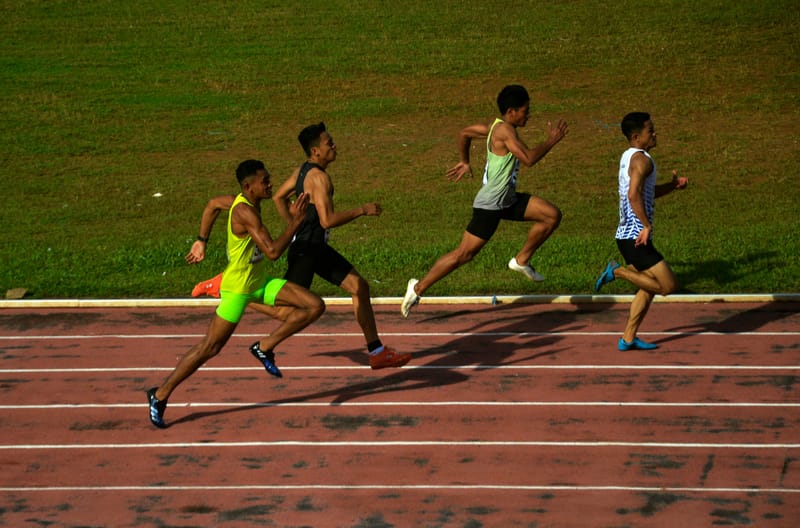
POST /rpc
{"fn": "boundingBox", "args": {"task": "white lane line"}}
[0,484,797,494]
[1,440,798,450]
[2,330,799,339]
[2,364,798,373]
[0,440,799,450]
[2,401,799,410]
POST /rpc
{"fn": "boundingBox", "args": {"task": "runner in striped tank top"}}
[594,112,688,351]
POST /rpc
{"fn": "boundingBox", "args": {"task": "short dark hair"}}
[236,159,266,184]
[621,112,651,140]
[298,122,327,157]
[497,85,530,115]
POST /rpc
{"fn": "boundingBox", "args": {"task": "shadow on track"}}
[169,301,607,426]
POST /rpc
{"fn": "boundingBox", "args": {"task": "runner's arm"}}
[185,194,236,264]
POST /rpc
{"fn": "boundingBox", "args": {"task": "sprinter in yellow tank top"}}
[146,160,324,428]
[402,85,569,317]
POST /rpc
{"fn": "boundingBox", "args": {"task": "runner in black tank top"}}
[188,123,411,370]
[292,161,329,246]
[277,123,411,370]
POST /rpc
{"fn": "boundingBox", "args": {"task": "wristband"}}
[197,235,209,243]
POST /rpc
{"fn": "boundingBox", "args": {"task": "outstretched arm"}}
[185,194,235,264]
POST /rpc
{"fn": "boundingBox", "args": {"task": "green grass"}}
[1,0,798,299]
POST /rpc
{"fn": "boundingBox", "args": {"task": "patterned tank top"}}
[615,148,656,240]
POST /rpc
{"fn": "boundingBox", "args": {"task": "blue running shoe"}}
[250,342,283,378]
[618,337,659,351]
[147,387,167,428]
[594,260,620,293]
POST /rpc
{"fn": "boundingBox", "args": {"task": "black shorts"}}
[616,238,665,272]
[466,193,531,241]
[284,242,353,288]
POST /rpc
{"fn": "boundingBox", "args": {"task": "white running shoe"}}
[401,279,420,318]
[508,258,545,282]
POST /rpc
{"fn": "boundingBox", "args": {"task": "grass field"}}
[1,1,798,299]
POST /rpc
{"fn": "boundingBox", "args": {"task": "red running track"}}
[0,300,798,527]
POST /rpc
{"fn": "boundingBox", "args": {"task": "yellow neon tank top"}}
[220,194,267,294]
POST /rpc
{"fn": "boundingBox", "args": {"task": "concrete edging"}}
[0,293,798,309]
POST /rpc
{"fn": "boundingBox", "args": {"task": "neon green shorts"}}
[215,277,287,324]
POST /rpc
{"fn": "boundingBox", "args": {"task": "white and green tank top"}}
[472,118,520,210]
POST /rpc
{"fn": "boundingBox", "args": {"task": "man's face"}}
[253,169,273,198]
[315,131,337,162]
[637,120,657,150]
[508,102,531,127]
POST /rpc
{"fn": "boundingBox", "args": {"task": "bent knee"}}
[661,285,678,296]
[454,249,479,265]
[197,341,224,361]
[545,207,563,229]
[310,297,326,319]
[658,280,678,296]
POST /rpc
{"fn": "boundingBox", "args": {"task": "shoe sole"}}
[370,354,412,369]
[401,279,420,318]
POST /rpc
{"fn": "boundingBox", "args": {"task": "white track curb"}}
[0,293,798,309]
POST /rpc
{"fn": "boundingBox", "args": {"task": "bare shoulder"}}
[306,166,332,187]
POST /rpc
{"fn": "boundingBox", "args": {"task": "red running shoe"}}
[369,346,412,369]
[191,273,222,298]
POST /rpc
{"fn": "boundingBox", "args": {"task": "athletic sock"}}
[367,340,384,356]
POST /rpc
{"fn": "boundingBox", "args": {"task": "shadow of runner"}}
[655,301,799,346]
[169,301,605,426]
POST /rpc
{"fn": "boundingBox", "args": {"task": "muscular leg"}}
[155,315,237,401]
[617,260,678,342]
[514,196,562,265]
[416,231,488,296]
[256,281,325,351]
[339,269,380,344]
[249,302,292,322]
[623,289,655,343]
[615,260,678,296]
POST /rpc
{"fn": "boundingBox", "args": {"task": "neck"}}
[309,157,329,169]
[242,191,261,206]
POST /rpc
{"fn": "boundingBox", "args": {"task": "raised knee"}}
[544,207,563,230]
[311,297,326,319]
[659,281,678,296]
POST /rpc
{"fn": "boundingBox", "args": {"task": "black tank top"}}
[294,161,331,245]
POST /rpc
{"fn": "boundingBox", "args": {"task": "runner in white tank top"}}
[593,113,688,351]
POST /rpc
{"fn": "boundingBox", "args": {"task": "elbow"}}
[264,249,282,261]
